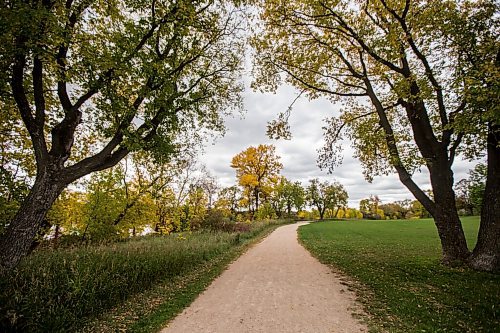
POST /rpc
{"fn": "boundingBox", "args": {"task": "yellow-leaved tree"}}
[231,144,283,216]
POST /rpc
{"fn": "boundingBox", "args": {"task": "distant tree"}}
[216,186,241,220]
[199,169,219,210]
[344,208,363,219]
[80,168,126,242]
[231,144,283,214]
[269,178,286,218]
[290,181,306,215]
[359,195,383,220]
[379,202,406,219]
[306,179,348,220]
[112,155,163,228]
[181,184,208,231]
[409,200,431,219]
[46,190,86,245]
[455,179,475,216]
[455,163,487,216]
[468,163,487,215]
[255,202,277,220]
[270,177,305,218]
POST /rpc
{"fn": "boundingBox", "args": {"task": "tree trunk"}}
[254,188,259,213]
[334,207,340,219]
[469,124,500,272]
[432,205,470,264]
[429,160,470,264]
[53,224,61,248]
[319,207,325,220]
[0,172,65,274]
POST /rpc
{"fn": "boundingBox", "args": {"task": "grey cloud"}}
[200,82,481,208]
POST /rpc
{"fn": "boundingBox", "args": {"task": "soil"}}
[161,222,368,333]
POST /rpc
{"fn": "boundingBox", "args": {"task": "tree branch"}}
[32,57,46,126]
[448,133,463,168]
[379,0,448,130]
[318,2,405,75]
[11,38,48,165]
[359,54,436,215]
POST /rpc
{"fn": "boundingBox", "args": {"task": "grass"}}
[298,217,499,333]
[0,220,290,332]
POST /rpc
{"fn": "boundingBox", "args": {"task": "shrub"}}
[255,202,277,220]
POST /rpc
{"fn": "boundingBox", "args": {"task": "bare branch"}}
[273,60,366,97]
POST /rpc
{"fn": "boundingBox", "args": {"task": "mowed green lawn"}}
[299,217,499,333]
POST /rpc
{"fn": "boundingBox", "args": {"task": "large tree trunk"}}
[469,124,500,272]
[432,204,470,264]
[428,158,470,264]
[394,155,470,264]
[0,171,65,274]
[364,75,469,264]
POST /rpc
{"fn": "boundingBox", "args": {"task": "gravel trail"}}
[161,222,367,333]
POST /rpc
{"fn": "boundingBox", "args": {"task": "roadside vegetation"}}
[299,217,499,333]
[0,219,289,332]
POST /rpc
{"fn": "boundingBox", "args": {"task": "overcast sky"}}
[200,78,478,208]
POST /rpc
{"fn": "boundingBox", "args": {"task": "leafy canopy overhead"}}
[0,0,245,184]
[253,0,499,181]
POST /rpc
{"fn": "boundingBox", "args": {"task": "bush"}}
[202,209,228,231]
[202,209,252,233]
[255,202,277,220]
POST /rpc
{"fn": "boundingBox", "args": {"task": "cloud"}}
[200,81,480,209]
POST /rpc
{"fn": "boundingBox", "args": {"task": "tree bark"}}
[334,207,340,219]
[427,156,470,264]
[0,171,65,274]
[469,124,500,272]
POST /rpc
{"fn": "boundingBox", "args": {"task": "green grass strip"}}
[298,217,499,333]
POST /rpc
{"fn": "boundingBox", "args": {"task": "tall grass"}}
[0,220,287,332]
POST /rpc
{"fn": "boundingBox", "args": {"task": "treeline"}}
[357,163,486,220]
[0,143,352,247]
[0,144,354,245]
[2,145,485,248]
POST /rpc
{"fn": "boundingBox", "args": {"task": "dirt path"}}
[161,222,367,333]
